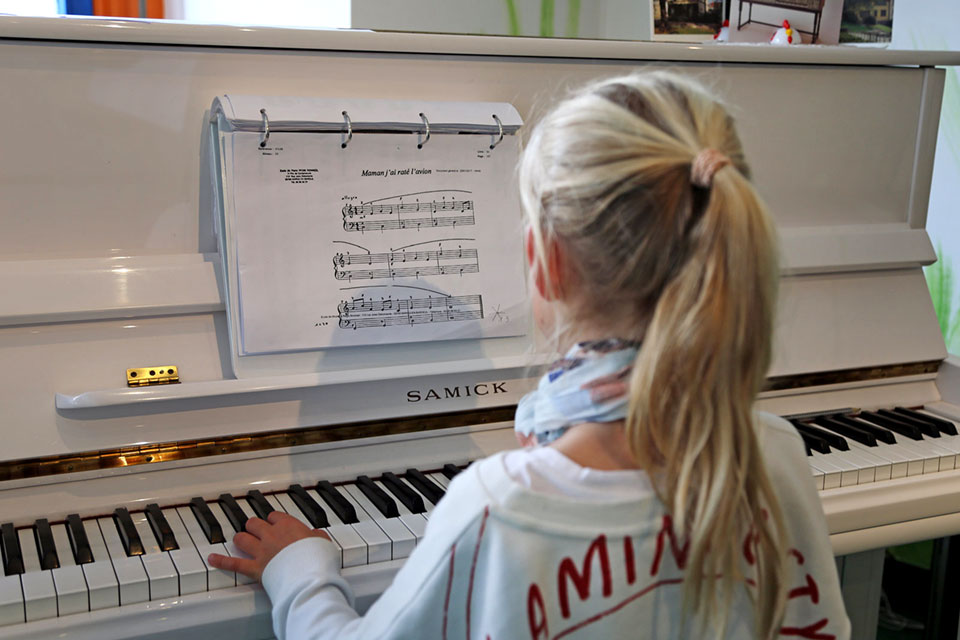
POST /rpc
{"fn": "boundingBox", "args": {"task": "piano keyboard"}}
[0,407,957,631]
[792,407,960,490]
[0,466,461,628]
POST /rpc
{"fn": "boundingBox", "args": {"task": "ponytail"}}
[626,163,788,638]
[520,71,789,638]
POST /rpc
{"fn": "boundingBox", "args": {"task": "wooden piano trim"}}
[1,359,942,482]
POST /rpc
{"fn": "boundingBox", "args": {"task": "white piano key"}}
[130,513,179,600]
[825,448,877,484]
[174,506,235,590]
[809,465,825,491]
[49,524,89,615]
[918,435,960,470]
[264,494,286,514]
[273,493,312,527]
[429,472,451,489]
[0,575,24,626]
[885,438,940,474]
[337,485,392,564]
[234,497,258,521]
[306,488,367,569]
[914,438,957,472]
[80,519,120,610]
[399,513,428,542]
[342,485,416,560]
[17,528,57,621]
[848,440,910,479]
[838,445,892,482]
[272,493,346,569]
[159,508,208,596]
[206,502,256,585]
[97,517,149,605]
[808,453,844,489]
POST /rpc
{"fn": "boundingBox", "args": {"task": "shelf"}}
[55,353,538,410]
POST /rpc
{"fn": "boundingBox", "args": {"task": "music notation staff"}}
[333,248,480,281]
[342,199,475,233]
[337,294,483,330]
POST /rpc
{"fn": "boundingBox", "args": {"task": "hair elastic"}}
[690,148,730,188]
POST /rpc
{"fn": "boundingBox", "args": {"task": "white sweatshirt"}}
[262,413,850,639]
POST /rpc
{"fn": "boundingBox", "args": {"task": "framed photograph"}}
[653,0,726,42]
[839,0,894,43]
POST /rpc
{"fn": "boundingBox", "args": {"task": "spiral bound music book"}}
[209,95,532,380]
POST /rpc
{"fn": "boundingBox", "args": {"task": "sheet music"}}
[229,131,527,354]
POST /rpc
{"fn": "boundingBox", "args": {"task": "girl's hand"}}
[207,511,330,582]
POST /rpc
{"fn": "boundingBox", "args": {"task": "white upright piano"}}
[0,15,959,640]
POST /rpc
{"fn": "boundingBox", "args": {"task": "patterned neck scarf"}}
[515,339,640,445]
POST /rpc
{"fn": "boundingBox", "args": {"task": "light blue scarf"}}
[515,339,640,445]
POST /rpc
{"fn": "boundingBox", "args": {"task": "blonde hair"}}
[519,71,788,638]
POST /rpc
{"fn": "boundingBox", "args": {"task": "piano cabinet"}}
[1,14,960,640]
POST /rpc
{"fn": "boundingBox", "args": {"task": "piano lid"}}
[0,24,953,464]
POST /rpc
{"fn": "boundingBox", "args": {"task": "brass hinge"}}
[127,366,179,387]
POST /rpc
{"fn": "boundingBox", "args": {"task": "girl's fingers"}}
[234,531,263,555]
[267,510,287,525]
[208,553,261,580]
[313,529,332,541]
[244,517,270,537]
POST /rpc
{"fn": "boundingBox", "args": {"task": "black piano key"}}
[833,414,898,445]
[877,409,939,438]
[33,519,59,570]
[189,497,225,544]
[794,428,831,455]
[246,490,275,521]
[858,412,923,441]
[289,484,329,529]
[790,420,832,452]
[830,414,897,445]
[803,442,812,456]
[113,507,144,557]
[316,481,358,525]
[218,494,248,533]
[356,475,399,518]
[797,423,849,452]
[442,463,462,480]
[65,514,94,565]
[381,472,426,513]
[1,522,24,575]
[145,504,179,551]
[812,417,878,447]
[405,468,445,505]
[894,407,958,436]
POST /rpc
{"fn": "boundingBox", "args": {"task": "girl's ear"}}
[526,226,566,301]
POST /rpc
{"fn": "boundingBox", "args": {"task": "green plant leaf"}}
[540,0,555,37]
[926,245,960,353]
[504,0,521,36]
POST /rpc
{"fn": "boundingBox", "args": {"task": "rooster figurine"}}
[713,19,730,42]
[770,19,801,45]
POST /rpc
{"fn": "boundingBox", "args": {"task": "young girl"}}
[209,71,850,640]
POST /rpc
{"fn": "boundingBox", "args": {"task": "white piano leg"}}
[838,548,884,640]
